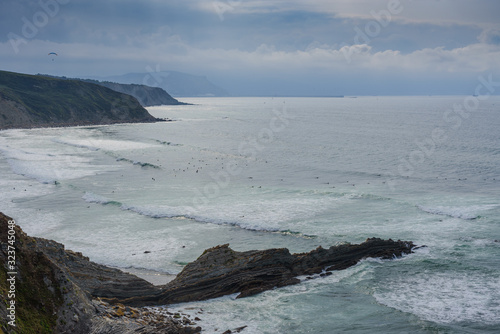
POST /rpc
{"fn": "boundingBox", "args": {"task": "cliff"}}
[100,71,229,97]
[0,212,417,332]
[0,213,200,334]
[0,70,160,130]
[79,79,189,107]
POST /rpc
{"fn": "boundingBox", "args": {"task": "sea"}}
[1,96,499,333]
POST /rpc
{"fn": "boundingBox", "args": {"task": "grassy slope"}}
[0,213,63,334]
[0,70,158,129]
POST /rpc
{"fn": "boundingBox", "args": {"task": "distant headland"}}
[0,70,182,130]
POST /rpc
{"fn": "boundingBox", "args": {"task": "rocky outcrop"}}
[0,213,199,334]
[100,241,416,306]
[0,70,161,130]
[151,239,416,305]
[1,211,416,332]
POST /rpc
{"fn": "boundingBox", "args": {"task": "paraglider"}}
[48,52,58,61]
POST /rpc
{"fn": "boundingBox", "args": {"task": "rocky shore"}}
[0,212,199,334]
[0,211,417,333]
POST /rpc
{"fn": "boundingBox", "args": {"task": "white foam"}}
[0,134,120,183]
[0,145,102,183]
[82,192,114,205]
[83,192,338,235]
[417,204,498,220]
[374,272,500,325]
[0,175,63,236]
[120,204,188,219]
[166,264,369,334]
[187,195,342,232]
[119,201,313,234]
[54,137,158,151]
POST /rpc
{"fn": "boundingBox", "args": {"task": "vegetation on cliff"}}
[0,70,160,130]
[38,74,190,107]
[79,79,189,107]
[0,213,200,334]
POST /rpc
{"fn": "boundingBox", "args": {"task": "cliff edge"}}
[0,213,200,334]
[0,70,160,130]
[80,79,189,107]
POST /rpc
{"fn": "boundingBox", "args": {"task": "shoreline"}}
[0,118,167,132]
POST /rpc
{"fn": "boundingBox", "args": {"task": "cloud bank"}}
[1,0,499,95]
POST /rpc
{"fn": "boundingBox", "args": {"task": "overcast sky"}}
[1,0,500,96]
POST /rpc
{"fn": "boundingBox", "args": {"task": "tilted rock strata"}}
[0,210,415,332]
[152,239,415,305]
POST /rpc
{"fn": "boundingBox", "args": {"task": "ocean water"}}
[1,96,499,333]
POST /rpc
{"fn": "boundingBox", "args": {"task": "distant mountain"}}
[0,70,160,130]
[97,71,229,97]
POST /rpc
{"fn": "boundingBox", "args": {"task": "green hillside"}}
[0,70,159,130]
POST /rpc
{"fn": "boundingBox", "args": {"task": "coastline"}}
[0,212,201,334]
[0,118,166,132]
[1,211,416,333]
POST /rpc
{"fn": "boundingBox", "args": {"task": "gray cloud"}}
[1,0,499,96]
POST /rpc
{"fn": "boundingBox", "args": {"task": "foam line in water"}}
[121,204,301,234]
[82,193,314,238]
[115,157,161,169]
[122,203,321,238]
[53,137,158,151]
[82,192,122,206]
[417,204,498,220]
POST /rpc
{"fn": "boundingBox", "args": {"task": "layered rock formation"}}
[0,211,416,332]
[152,239,415,305]
[0,213,199,334]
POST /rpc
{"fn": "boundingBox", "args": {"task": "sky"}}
[1,0,500,96]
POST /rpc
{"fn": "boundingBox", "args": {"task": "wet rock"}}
[148,238,415,305]
[1,210,416,333]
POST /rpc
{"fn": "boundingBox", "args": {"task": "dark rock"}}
[1,209,416,331]
[61,238,415,307]
[32,236,162,303]
[142,239,415,306]
[0,212,199,334]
